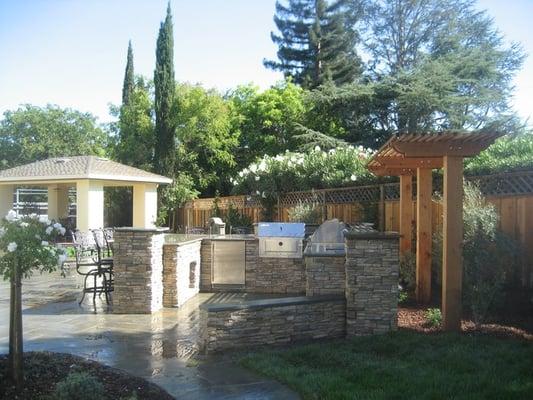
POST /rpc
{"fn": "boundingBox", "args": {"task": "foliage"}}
[362,0,525,133]
[154,3,176,177]
[240,331,533,400]
[424,308,443,328]
[53,372,104,400]
[157,173,199,224]
[228,82,306,168]
[174,83,239,195]
[398,290,409,304]
[122,41,135,106]
[224,203,253,232]
[0,105,108,169]
[433,182,519,325]
[287,201,322,224]
[265,0,363,88]
[399,251,416,291]
[112,77,155,171]
[104,187,132,228]
[232,145,376,199]
[0,211,66,281]
[465,132,533,175]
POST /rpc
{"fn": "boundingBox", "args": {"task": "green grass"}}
[239,331,533,400]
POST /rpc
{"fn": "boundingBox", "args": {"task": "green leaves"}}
[0,212,66,281]
[0,105,107,169]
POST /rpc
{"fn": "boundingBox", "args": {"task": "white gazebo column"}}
[47,184,70,221]
[0,185,14,218]
[133,183,158,228]
[76,180,104,231]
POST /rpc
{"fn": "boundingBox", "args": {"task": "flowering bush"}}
[0,210,66,280]
[231,145,377,199]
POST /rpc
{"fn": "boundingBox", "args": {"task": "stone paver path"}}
[0,269,298,400]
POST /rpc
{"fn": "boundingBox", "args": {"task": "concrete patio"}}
[0,269,298,400]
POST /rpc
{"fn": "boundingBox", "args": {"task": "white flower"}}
[350,174,357,181]
[58,253,67,264]
[258,161,267,172]
[262,191,266,198]
[7,242,17,252]
[255,176,260,181]
[59,227,66,235]
[256,190,261,195]
[5,210,17,222]
[53,222,62,230]
[20,222,29,228]
[41,240,49,246]
[45,226,53,235]
[249,164,257,173]
[38,215,50,225]
[314,145,321,152]
[238,171,244,178]
[0,227,5,238]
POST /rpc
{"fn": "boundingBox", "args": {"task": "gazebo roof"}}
[368,131,503,176]
[0,156,172,184]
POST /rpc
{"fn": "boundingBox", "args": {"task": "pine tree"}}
[122,41,135,105]
[265,0,362,88]
[154,2,176,176]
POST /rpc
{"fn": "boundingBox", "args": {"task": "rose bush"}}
[0,210,67,388]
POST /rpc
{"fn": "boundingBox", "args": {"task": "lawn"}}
[239,331,533,400]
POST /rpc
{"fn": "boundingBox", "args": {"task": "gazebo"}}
[0,156,172,231]
[367,131,503,331]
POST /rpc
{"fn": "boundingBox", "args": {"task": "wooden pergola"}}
[367,132,503,331]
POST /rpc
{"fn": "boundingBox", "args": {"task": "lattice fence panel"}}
[280,190,325,206]
[468,172,533,197]
[324,186,381,203]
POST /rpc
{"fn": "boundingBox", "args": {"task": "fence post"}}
[378,185,385,232]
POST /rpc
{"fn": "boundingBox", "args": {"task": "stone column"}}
[113,227,168,314]
[345,232,399,336]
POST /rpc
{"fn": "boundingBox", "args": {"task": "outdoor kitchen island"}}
[112,220,400,353]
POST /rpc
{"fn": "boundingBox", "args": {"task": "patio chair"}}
[72,230,113,307]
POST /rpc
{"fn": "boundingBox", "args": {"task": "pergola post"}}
[442,156,464,331]
[47,185,70,221]
[0,185,14,218]
[399,175,413,256]
[416,168,432,303]
[133,183,158,228]
[76,180,104,231]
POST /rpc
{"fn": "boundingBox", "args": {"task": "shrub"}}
[433,182,519,325]
[287,201,322,224]
[399,252,416,291]
[399,290,409,304]
[425,308,442,328]
[53,371,105,400]
[224,203,253,232]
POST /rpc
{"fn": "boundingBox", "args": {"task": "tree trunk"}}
[8,268,15,374]
[10,262,23,388]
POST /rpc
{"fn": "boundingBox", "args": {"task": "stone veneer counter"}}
[199,295,346,353]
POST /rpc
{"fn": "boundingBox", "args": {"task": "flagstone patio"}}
[0,269,298,400]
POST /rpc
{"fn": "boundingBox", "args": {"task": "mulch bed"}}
[0,352,174,400]
[398,305,533,341]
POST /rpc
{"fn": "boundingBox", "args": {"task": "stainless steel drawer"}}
[211,241,246,285]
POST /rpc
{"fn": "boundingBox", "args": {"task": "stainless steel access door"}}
[211,240,246,285]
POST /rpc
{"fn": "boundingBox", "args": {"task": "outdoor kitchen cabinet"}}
[211,240,246,286]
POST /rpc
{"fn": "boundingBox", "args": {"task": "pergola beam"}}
[373,156,443,169]
[442,156,464,331]
[399,175,413,258]
[416,168,432,304]
[392,141,494,158]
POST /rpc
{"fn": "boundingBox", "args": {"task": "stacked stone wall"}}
[305,256,346,296]
[163,240,202,307]
[345,233,399,336]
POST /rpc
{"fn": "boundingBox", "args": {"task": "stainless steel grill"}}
[304,219,352,256]
[257,222,305,258]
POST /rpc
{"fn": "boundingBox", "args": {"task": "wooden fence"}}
[177,171,533,286]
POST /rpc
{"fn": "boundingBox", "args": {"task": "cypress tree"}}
[154,2,176,176]
[122,40,135,105]
[265,0,362,88]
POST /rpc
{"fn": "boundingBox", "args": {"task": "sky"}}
[0,0,531,124]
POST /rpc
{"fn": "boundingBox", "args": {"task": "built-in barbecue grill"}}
[257,222,305,258]
[304,219,376,256]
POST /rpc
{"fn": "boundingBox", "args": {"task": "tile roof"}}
[0,156,172,184]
